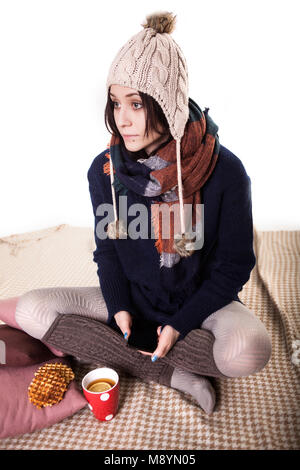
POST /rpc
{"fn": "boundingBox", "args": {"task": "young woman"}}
[15,12,272,415]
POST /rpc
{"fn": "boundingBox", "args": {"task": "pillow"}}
[0,296,66,357]
[0,327,87,439]
[0,324,54,367]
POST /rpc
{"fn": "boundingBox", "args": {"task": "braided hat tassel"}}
[107,152,128,239]
[173,138,196,257]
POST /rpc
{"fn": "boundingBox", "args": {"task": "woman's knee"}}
[214,327,272,378]
[15,289,59,339]
[202,302,272,377]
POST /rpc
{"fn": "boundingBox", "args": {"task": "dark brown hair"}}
[104,86,171,157]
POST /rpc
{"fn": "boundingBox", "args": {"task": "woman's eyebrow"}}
[110,93,140,98]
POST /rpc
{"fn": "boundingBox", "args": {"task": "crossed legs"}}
[15,287,272,414]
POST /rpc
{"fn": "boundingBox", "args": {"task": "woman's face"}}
[110,84,169,156]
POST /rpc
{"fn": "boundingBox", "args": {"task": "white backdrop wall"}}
[0,0,299,237]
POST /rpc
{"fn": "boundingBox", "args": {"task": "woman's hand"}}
[151,325,180,360]
[138,325,162,357]
[114,310,133,340]
[138,325,180,360]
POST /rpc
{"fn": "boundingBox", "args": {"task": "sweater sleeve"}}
[167,170,256,340]
[87,156,133,324]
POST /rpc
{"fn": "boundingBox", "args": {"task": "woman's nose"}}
[118,107,132,126]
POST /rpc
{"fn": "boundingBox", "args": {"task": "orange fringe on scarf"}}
[151,201,176,254]
[103,144,116,176]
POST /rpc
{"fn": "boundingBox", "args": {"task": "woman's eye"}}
[112,102,142,110]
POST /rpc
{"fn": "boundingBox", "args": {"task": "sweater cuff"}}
[166,317,200,340]
[100,276,133,324]
[159,323,185,342]
[166,288,234,340]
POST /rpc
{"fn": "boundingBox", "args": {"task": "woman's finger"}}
[114,311,132,339]
[137,350,152,356]
[151,325,179,361]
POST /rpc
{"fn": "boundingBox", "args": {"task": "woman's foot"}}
[170,367,216,415]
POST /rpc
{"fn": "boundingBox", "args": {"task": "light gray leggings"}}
[15,286,272,378]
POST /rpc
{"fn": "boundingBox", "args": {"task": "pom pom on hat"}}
[141,11,177,34]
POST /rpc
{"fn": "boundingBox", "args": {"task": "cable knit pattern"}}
[42,314,227,383]
[106,27,189,140]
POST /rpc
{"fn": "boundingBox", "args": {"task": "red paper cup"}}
[82,367,119,421]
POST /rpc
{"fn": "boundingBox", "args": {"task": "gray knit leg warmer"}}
[42,314,227,388]
[42,314,174,387]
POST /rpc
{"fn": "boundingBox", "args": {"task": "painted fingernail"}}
[151,355,158,362]
[124,332,128,340]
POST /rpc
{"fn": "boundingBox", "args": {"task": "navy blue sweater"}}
[87,144,256,340]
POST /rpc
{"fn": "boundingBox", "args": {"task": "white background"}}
[0,0,299,237]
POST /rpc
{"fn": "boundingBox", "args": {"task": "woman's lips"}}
[123,135,138,140]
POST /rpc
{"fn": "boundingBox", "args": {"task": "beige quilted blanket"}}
[0,224,299,450]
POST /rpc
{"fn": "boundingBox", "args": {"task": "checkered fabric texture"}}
[0,224,299,450]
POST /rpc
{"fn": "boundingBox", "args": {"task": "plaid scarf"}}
[104,98,220,267]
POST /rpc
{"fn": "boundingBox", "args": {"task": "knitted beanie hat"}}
[106,11,194,257]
